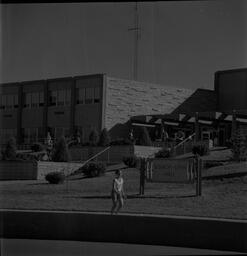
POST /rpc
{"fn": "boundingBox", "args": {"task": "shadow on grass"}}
[63,193,196,200]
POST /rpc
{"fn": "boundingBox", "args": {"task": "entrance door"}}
[218,129,225,146]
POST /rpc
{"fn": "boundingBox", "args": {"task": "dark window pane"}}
[57,90,65,106]
[94,87,100,103]
[85,88,93,104]
[65,89,71,105]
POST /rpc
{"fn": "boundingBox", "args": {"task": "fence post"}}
[139,158,146,195]
[196,156,202,196]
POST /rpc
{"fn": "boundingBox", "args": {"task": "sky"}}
[1,1,247,89]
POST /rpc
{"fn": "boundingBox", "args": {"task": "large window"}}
[23,92,44,108]
[0,94,19,110]
[49,89,71,106]
[76,87,100,105]
[0,129,17,144]
[22,127,43,143]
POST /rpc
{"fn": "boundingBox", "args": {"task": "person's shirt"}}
[113,177,123,193]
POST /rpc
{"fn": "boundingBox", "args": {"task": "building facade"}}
[0,74,193,145]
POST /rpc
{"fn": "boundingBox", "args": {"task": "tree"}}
[98,128,111,146]
[89,128,99,146]
[3,137,17,160]
[51,136,70,162]
[231,129,247,162]
[139,127,152,146]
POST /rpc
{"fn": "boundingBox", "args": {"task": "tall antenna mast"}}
[128,2,140,81]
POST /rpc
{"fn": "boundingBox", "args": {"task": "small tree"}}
[231,129,247,162]
[139,127,152,146]
[3,137,17,160]
[98,128,111,146]
[89,128,99,146]
[51,136,70,162]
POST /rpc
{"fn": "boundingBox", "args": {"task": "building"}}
[131,68,247,147]
[0,74,193,145]
[0,68,246,146]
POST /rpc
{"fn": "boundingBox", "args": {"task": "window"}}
[94,87,100,103]
[49,90,71,106]
[57,90,65,106]
[85,88,94,104]
[49,91,57,106]
[65,89,71,106]
[31,92,39,108]
[23,92,43,108]
[39,92,44,107]
[76,88,85,104]
[0,94,18,110]
[0,129,17,144]
[22,127,43,143]
[14,95,18,108]
[6,95,14,109]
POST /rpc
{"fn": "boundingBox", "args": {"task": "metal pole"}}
[195,112,200,142]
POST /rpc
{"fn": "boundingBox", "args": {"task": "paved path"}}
[1,239,243,256]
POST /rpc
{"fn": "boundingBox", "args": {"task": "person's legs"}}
[116,195,124,214]
[111,192,117,214]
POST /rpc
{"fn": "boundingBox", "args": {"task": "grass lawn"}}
[0,168,246,220]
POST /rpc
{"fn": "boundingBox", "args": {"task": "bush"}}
[123,155,138,168]
[45,171,65,184]
[98,128,111,146]
[192,142,209,156]
[230,129,247,161]
[31,143,45,152]
[139,127,152,146]
[51,136,70,162]
[3,137,17,160]
[155,148,170,158]
[89,128,99,146]
[81,162,106,177]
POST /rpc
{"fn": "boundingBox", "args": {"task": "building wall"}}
[104,77,194,139]
[215,68,247,111]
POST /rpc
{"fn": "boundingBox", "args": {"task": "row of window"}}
[24,92,44,108]
[0,87,101,110]
[0,94,18,110]
[0,129,17,144]
[76,87,100,105]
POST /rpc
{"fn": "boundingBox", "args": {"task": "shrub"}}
[3,137,17,160]
[230,129,247,161]
[51,136,70,162]
[192,142,209,156]
[123,155,138,168]
[31,143,45,152]
[139,127,152,146]
[89,128,99,146]
[98,128,111,146]
[81,162,106,177]
[155,148,170,158]
[45,171,65,184]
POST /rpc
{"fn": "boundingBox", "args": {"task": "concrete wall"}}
[37,161,82,180]
[0,160,37,180]
[69,145,134,162]
[104,77,194,139]
[1,210,246,253]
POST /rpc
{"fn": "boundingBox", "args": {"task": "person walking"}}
[111,170,126,214]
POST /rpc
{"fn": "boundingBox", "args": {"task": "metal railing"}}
[172,133,196,156]
[80,146,111,167]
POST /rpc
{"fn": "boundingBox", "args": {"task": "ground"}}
[0,168,246,219]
